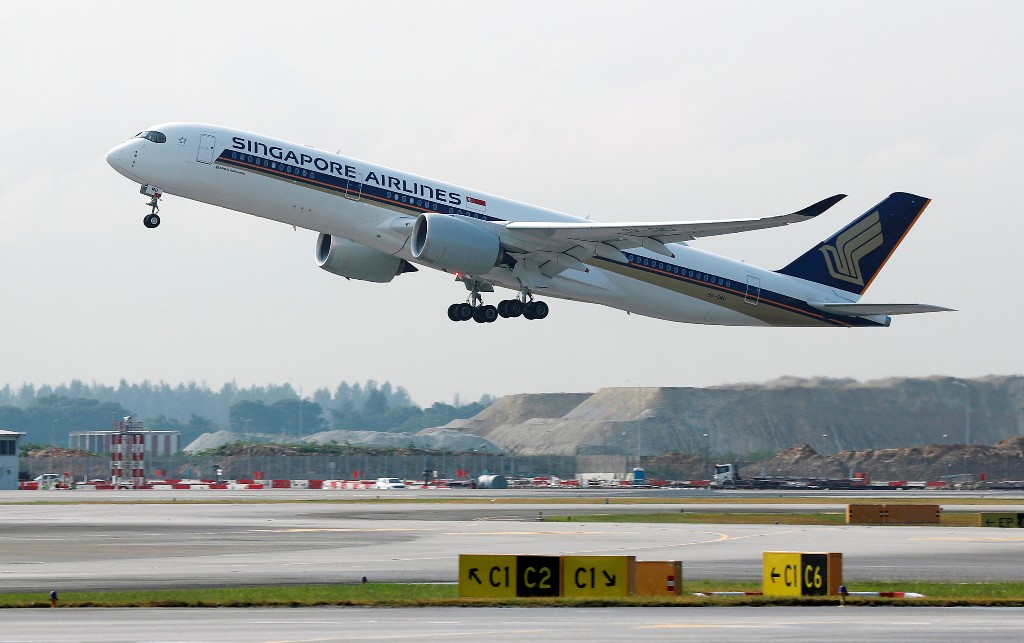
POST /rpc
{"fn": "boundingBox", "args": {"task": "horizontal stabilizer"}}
[809,302,955,316]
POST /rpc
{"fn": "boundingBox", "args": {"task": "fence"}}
[21,452,596,483]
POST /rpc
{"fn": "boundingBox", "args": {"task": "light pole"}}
[440,431,446,480]
[702,433,710,479]
[625,379,641,467]
[244,418,252,479]
[50,419,56,473]
[953,382,970,446]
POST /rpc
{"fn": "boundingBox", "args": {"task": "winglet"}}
[791,194,848,220]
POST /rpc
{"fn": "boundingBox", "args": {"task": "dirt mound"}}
[643,452,712,480]
[441,393,590,433]
[24,447,91,458]
[428,376,1024,457]
[995,436,1024,454]
[751,444,844,478]
[747,442,1024,481]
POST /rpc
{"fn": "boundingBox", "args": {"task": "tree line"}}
[0,380,493,448]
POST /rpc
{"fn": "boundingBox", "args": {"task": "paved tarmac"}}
[3,489,1024,592]
[3,606,1024,642]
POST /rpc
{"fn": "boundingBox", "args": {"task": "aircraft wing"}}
[494,194,847,285]
[504,194,847,248]
[810,303,955,316]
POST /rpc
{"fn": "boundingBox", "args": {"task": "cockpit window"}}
[135,131,167,143]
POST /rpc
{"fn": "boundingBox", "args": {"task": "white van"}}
[375,477,406,490]
[34,473,62,489]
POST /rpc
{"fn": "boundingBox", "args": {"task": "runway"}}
[3,489,1024,592]
[3,606,1024,642]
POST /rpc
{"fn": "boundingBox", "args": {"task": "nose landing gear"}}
[140,185,163,228]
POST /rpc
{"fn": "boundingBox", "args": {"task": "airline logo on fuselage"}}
[230,136,463,206]
[819,211,883,286]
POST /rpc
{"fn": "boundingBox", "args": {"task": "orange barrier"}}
[847,504,940,524]
[888,504,941,524]
[846,505,885,524]
[635,561,682,596]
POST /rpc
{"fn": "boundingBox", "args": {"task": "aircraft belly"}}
[547,265,621,297]
[168,164,367,238]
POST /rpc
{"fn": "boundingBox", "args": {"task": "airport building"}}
[68,429,180,456]
[0,429,25,490]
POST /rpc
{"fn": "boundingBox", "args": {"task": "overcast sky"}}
[0,1,1020,407]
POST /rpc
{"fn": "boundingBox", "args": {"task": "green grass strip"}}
[544,512,848,525]
[0,584,457,608]
[3,581,1023,608]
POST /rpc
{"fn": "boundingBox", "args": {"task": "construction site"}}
[15,376,1024,490]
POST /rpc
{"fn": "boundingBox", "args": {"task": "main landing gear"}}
[140,185,163,228]
[447,285,549,323]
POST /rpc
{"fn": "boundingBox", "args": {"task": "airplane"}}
[106,123,952,327]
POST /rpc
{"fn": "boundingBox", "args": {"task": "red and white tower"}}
[110,417,146,488]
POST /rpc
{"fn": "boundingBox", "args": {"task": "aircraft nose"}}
[105,141,139,180]
[105,144,127,170]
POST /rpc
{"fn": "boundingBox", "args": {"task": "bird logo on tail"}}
[819,211,883,286]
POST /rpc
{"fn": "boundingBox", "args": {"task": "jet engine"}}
[315,233,417,283]
[410,213,501,275]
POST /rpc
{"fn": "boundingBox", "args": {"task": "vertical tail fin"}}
[776,192,931,296]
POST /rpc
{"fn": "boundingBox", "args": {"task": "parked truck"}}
[710,463,787,489]
[711,463,739,487]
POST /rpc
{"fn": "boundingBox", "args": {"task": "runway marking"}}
[659,528,812,547]
[447,531,632,535]
[265,629,554,641]
[911,537,1024,541]
[642,624,783,629]
[264,636,362,643]
[249,528,434,533]
[642,620,936,630]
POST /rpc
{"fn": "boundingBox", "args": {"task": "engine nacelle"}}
[315,233,415,283]
[410,212,501,275]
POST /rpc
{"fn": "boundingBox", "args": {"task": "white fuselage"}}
[106,122,868,327]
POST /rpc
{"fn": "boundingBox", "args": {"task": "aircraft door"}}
[744,276,761,305]
[197,134,217,164]
[345,172,363,201]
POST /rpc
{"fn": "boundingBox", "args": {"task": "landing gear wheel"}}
[143,213,161,228]
[473,305,498,323]
[523,303,537,320]
[504,299,523,317]
[455,303,474,321]
[531,301,549,319]
[447,304,460,321]
[497,301,509,318]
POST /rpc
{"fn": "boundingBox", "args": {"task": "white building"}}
[68,430,180,456]
[0,429,25,490]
